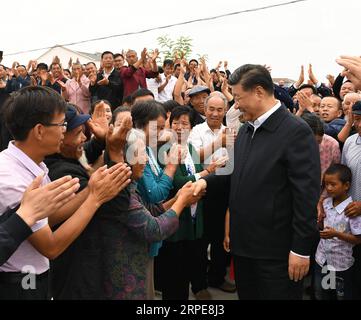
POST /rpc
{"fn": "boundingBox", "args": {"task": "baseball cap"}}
[188,85,211,97]
[65,104,90,131]
[352,100,361,115]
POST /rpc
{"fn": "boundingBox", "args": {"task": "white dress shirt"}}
[157,73,177,102]
[188,121,227,167]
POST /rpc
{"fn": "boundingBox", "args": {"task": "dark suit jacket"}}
[205,105,320,260]
[89,69,123,110]
[188,105,205,127]
[0,208,32,266]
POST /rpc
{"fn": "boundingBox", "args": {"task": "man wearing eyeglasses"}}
[0,86,130,300]
[341,100,361,299]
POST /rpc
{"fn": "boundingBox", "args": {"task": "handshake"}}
[175,179,208,208]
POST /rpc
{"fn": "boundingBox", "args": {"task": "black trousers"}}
[233,255,303,300]
[157,239,204,300]
[201,193,229,288]
[0,271,49,300]
[352,245,361,299]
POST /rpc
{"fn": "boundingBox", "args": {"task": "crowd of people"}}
[0,48,361,300]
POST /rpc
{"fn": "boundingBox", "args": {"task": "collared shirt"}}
[315,196,361,271]
[157,73,177,102]
[0,142,49,274]
[120,66,158,98]
[103,67,115,79]
[319,134,341,179]
[183,147,199,217]
[64,75,91,114]
[146,78,160,101]
[342,133,361,201]
[188,121,227,167]
[248,101,282,136]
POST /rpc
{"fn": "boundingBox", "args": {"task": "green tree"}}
[157,35,193,60]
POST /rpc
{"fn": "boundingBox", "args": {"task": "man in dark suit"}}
[89,51,123,111]
[193,64,320,299]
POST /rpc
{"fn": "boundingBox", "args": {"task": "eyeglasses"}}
[42,121,67,129]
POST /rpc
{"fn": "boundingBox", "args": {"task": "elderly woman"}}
[130,100,184,296]
[59,62,91,114]
[100,126,199,300]
[156,106,221,300]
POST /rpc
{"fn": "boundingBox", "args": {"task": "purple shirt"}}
[316,196,361,271]
[0,142,50,274]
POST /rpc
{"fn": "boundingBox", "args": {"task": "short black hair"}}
[122,95,132,105]
[16,65,27,69]
[4,86,66,141]
[131,100,166,129]
[101,51,114,59]
[50,62,62,70]
[298,84,317,95]
[36,63,48,71]
[228,64,274,95]
[189,59,198,66]
[86,61,96,67]
[111,105,131,124]
[163,59,174,67]
[163,100,180,113]
[324,164,352,185]
[90,99,112,114]
[169,106,192,127]
[174,63,180,69]
[301,113,324,136]
[114,53,124,59]
[131,88,154,105]
[322,96,342,110]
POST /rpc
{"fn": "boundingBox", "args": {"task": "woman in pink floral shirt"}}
[59,63,91,114]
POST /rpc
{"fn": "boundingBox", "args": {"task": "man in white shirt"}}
[156,59,177,102]
[341,101,361,298]
[188,92,236,293]
[188,92,231,167]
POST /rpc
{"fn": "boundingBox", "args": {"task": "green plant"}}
[157,35,193,60]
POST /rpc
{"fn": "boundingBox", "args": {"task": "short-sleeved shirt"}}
[319,134,341,179]
[315,196,361,271]
[188,121,227,167]
[342,133,361,201]
[157,74,177,102]
[0,142,49,274]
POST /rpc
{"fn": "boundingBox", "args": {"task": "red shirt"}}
[120,66,158,98]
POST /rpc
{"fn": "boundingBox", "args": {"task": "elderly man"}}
[187,85,211,127]
[189,92,236,297]
[193,64,320,300]
[341,101,361,299]
[120,49,159,98]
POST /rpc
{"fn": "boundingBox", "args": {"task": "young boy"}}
[314,164,361,300]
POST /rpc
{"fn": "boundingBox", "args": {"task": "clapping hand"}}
[336,55,361,90]
[97,77,109,86]
[88,101,109,141]
[88,163,132,207]
[106,114,132,163]
[17,175,80,226]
